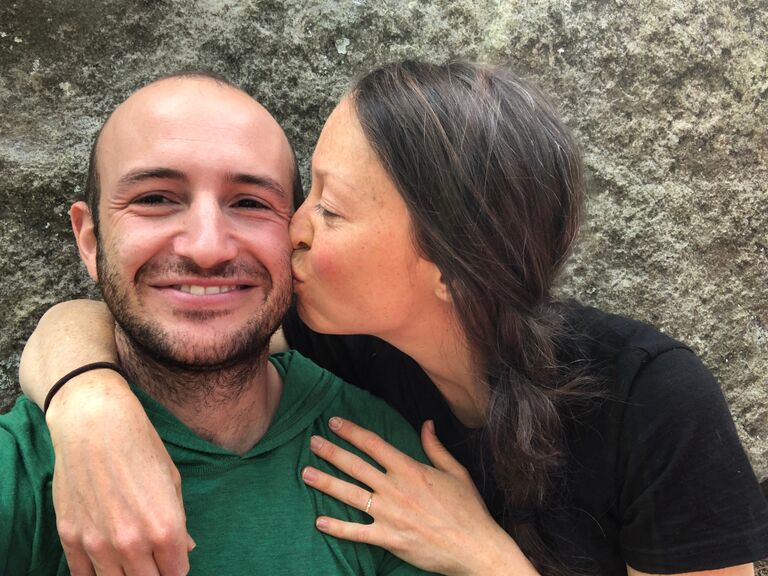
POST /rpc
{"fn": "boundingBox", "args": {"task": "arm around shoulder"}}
[17,298,192,575]
[19,299,118,408]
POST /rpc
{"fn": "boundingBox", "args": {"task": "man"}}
[0,73,430,575]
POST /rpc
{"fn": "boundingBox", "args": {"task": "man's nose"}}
[174,199,238,269]
[289,200,313,251]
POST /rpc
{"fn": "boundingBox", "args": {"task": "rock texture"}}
[1,0,766,498]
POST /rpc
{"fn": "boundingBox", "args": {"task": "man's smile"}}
[174,284,245,295]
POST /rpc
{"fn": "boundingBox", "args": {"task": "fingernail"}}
[329,417,342,430]
[427,420,435,434]
[302,467,318,482]
[316,517,328,530]
[310,435,324,450]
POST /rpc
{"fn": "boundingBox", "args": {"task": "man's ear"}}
[70,201,99,282]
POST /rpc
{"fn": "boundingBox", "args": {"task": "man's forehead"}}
[94,76,295,190]
[103,77,280,142]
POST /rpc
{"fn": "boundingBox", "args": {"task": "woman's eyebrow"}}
[310,166,356,194]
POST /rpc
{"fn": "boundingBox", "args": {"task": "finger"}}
[310,434,387,487]
[88,546,132,576]
[122,556,161,576]
[421,420,468,476]
[153,474,193,573]
[90,556,126,576]
[327,417,416,472]
[62,546,97,576]
[302,465,374,512]
[152,543,188,576]
[314,516,379,546]
[151,522,191,576]
[66,536,126,576]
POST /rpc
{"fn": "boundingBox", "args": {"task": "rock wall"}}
[1,0,766,494]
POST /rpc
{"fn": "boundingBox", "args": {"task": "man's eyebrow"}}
[228,173,287,199]
[116,168,186,190]
[114,169,287,198]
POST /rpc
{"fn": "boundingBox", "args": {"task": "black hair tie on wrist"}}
[43,361,128,414]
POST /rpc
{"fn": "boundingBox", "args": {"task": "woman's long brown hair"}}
[351,60,596,575]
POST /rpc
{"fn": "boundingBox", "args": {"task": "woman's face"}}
[290,98,443,340]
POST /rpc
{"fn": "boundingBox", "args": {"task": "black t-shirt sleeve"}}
[617,347,768,573]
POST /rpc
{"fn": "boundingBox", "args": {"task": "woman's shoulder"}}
[558,302,700,396]
[555,304,768,571]
[561,303,688,359]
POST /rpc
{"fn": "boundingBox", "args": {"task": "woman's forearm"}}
[18,299,191,573]
[19,299,119,408]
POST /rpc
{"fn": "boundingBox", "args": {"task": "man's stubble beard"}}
[96,242,292,406]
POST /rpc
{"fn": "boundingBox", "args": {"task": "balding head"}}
[83,72,302,236]
[69,71,298,373]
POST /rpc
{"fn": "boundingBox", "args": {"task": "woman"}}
[20,61,768,575]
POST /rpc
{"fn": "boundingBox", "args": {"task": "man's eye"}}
[136,194,171,204]
[234,198,269,209]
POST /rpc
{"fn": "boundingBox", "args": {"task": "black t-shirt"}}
[283,303,768,574]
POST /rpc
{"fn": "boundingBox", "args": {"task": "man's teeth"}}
[177,285,239,295]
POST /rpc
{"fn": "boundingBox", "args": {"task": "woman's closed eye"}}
[314,204,340,221]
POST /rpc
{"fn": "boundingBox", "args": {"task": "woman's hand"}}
[47,373,194,576]
[301,418,538,576]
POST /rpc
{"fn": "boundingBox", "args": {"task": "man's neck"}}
[116,332,282,455]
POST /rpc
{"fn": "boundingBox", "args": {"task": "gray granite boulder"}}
[1,0,766,496]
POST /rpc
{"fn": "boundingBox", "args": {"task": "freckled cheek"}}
[308,242,351,288]
[309,248,338,283]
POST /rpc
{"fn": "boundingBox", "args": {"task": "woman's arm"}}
[20,300,119,406]
[302,417,539,576]
[19,299,193,575]
[20,299,290,405]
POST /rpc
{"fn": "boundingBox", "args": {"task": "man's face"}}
[72,78,295,368]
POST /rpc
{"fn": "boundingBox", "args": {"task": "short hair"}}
[83,70,303,237]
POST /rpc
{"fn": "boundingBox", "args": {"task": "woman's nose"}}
[290,201,313,251]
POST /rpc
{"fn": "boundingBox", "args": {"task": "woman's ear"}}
[434,270,452,303]
[70,201,99,282]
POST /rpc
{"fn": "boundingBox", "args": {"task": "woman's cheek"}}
[310,242,345,287]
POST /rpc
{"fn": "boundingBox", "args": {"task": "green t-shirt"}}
[0,351,433,575]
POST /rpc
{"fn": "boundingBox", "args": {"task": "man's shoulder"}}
[0,394,55,473]
[0,395,61,573]
[0,395,50,441]
[272,350,426,462]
